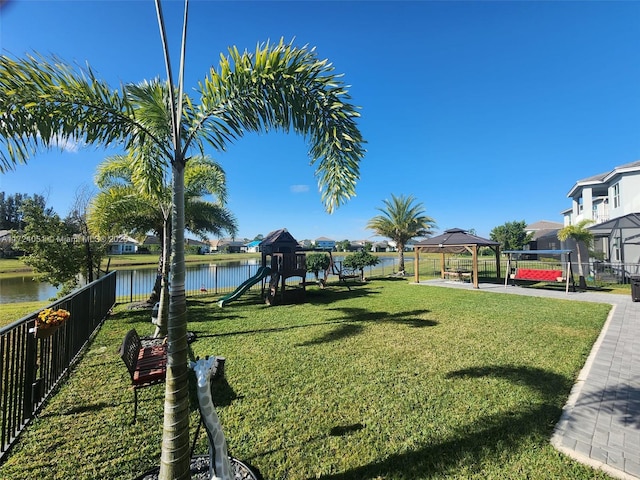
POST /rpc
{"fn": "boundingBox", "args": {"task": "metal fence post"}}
[22,323,37,421]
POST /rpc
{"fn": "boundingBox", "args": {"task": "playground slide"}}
[217,266,272,307]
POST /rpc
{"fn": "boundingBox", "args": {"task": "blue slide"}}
[217,266,272,307]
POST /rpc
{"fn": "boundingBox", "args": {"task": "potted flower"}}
[35,308,71,338]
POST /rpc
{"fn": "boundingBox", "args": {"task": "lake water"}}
[1,255,404,304]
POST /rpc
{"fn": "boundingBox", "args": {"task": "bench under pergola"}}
[413,228,501,289]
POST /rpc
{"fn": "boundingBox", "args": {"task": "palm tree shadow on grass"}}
[304,365,571,480]
[296,308,437,346]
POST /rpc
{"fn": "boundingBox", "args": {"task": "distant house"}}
[0,230,15,257]
[210,238,246,253]
[108,234,139,255]
[245,240,262,253]
[314,237,335,251]
[349,240,365,252]
[371,240,390,252]
[186,238,211,254]
[526,220,563,251]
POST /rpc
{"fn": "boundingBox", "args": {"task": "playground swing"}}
[326,251,360,291]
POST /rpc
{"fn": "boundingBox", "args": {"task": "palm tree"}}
[558,219,594,289]
[366,194,436,274]
[0,2,365,477]
[89,153,237,336]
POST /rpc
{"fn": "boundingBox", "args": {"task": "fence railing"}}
[114,258,406,304]
[0,272,116,461]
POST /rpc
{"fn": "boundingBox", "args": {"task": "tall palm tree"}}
[558,219,594,289]
[366,194,436,274]
[89,153,237,336]
[0,1,365,477]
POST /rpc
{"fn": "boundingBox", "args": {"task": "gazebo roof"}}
[414,228,499,253]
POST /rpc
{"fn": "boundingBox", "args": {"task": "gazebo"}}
[413,228,501,288]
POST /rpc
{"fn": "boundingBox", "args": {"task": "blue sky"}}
[1,0,639,242]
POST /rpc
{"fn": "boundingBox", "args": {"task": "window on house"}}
[613,183,620,208]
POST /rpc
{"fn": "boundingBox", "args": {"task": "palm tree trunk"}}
[154,218,171,338]
[576,244,587,289]
[398,244,406,274]
[159,164,191,480]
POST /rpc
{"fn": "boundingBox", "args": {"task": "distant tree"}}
[67,186,107,284]
[366,194,436,274]
[364,241,373,252]
[489,220,532,251]
[557,219,594,289]
[253,234,264,241]
[336,239,351,252]
[14,200,85,297]
[343,251,380,280]
[0,192,47,230]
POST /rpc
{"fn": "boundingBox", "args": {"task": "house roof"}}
[527,220,563,231]
[110,234,139,244]
[526,220,563,241]
[143,235,161,245]
[246,240,261,247]
[414,228,499,253]
[315,236,335,242]
[567,160,640,197]
[185,238,209,246]
[210,238,245,247]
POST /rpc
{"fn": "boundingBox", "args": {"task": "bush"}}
[343,251,380,280]
[306,252,331,284]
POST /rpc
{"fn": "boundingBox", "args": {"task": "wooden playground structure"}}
[260,229,307,305]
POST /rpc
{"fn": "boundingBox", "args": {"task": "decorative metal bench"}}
[119,329,167,423]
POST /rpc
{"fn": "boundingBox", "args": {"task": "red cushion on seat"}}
[514,269,563,281]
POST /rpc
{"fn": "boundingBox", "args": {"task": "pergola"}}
[413,228,501,289]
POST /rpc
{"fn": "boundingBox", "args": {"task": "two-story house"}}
[313,237,336,251]
[563,160,640,266]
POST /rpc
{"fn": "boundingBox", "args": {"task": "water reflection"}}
[0,274,59,303]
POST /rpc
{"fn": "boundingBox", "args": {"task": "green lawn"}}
[0,300,49,328]
[0,279,614,479]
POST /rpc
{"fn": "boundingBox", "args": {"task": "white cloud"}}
[51,134,80,153]
[290,184,309,193]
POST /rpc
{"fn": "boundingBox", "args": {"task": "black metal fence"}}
[114,258,406,304]
[0,272,116,461]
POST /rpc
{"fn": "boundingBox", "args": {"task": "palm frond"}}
[0,53,146,172]
[194,39,365,213]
